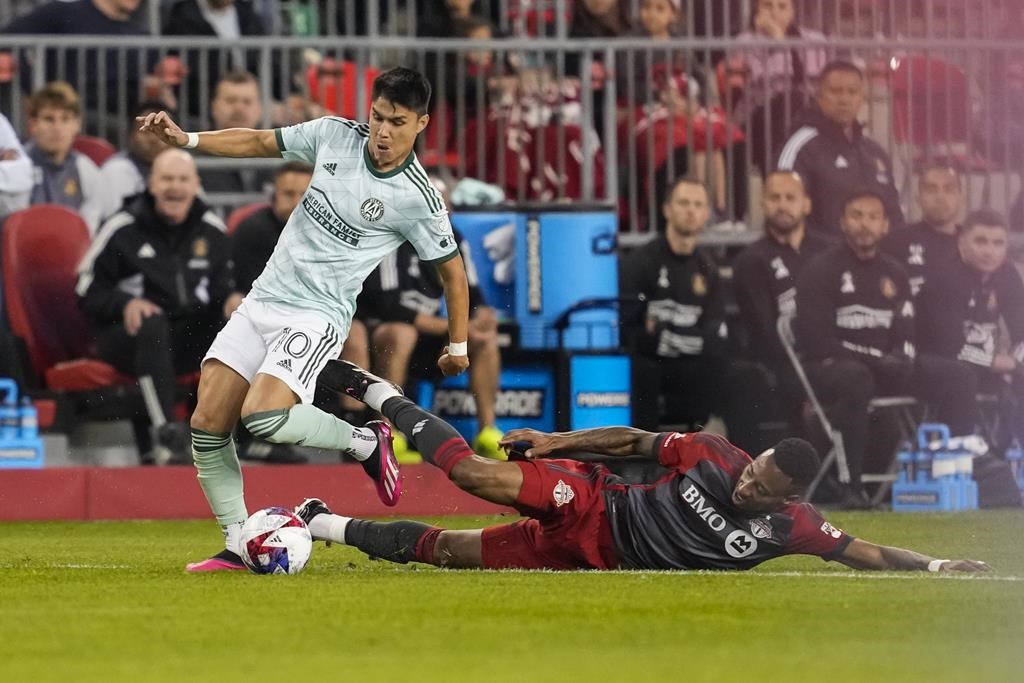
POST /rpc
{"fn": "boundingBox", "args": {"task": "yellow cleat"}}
[473,425,507,460]
[392,431,422,465]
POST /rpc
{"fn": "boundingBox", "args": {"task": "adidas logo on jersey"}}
[276,358,292,372]
[137,243,156,258]
[322,162,337,176]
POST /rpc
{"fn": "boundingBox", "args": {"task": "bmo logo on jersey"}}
[682,484,759,558]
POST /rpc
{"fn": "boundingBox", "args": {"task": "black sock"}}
[343,519,441,565]
[381,396,475,474]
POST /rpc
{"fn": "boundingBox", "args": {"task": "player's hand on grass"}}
[438,350,470,377]
[137,110,188,147]
[936,559,992,573]
[123,297,163,336]
[500,429,561,459]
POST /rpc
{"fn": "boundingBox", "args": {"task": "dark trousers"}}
[915,354,1024,449]
[915,354,981,436]
[95,313,220,422]
[632,355,764,453]
[632,354,724,432]
[805,358,909,488]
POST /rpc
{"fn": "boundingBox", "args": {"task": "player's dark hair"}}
[664,176,709,204]
[371,67,432,116]
[275,161,314,180]
[771,438,820,489]
[819,60,863,84]
[843,187,888,216]
[961,209,1008,234]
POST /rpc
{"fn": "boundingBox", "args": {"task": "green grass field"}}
[3,511,1022,683]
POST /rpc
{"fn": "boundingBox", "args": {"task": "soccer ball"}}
[240,507,313,575]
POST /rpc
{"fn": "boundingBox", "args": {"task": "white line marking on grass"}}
[44,563,131,570]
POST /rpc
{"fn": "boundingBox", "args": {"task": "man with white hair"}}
[77,148,242,464]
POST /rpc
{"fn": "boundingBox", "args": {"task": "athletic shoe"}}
[294,497,333,526]
[361,420,402,506]
[473,425,507,460]
[392,431,423,465]
[185,549,246,573]
[319,360,403,403]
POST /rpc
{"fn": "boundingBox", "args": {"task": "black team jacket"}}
[794,243,916,373]
[777,107,904,235]
[733,231,832,367]
[620,236,728,360]
[77,192,235,324]
[916,260,1024,368]
[882,220,960,296]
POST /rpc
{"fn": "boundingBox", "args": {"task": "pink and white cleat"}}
[361,420,402,507]
[185,549,247,572]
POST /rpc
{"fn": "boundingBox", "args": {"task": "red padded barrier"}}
[0,464,513,521]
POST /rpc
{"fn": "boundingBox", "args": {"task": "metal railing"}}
[1,33,1021,234]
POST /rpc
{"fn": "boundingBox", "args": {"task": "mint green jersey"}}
[248,116,458,329]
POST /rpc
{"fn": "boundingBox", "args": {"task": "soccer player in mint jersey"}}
[297,360,990,574]
[137,68,471,572]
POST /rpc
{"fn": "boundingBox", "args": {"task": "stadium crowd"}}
[0,0,1022,509]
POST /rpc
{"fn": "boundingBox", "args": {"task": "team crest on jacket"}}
[880,276,896,299]
[360,197,385,222]
[749,518,773,539]
[692,273,707,296]
[192,238,208,258]
[553,479,575,507]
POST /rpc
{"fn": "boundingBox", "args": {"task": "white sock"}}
[222,521,244,555]
[363,383,402,412]
[345,427,377,461]
[307,513,352,544]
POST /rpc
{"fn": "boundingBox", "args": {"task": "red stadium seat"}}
[2,206,200,399]
[891,55,992,170]
[72,135,118,166]
[2,205,133,391]
[306,59,380,120]
[226,201,270,236]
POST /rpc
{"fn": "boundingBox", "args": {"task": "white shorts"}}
[203,298,348,404]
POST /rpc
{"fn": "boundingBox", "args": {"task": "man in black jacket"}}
[916,210,1024,445]
[733,170,831,435]
[777,60,903,235]
[162,1,267,120]
[883,164,964,295]
[77,148,241,463]
[794,189,915,506]
[620,178,731,433]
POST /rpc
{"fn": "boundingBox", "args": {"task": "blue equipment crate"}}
[0,378,44,469]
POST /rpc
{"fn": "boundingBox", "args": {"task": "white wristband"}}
[184,132,199,149]
[927,559,948,572]
[447,341,468,356]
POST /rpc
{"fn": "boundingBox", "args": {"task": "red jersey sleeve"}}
[655,432,751,477]
[782,503,855,559]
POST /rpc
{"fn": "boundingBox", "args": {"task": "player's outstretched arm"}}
[137,111,281,158]
[435,254,470,377]
[500,427,659,460]
[835,538,991,573]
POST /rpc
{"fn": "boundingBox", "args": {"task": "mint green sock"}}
[242,405,374,458]
[191,429,247,527]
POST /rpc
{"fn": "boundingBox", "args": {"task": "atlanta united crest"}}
[553,480,575,507]
[360,197,385,222]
